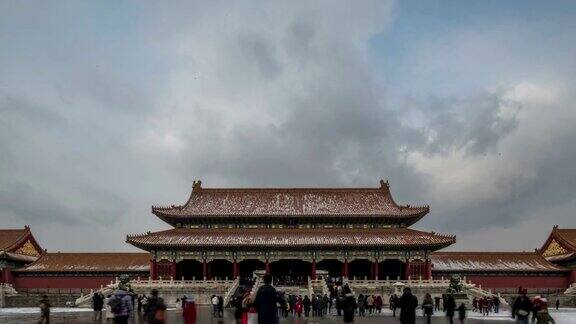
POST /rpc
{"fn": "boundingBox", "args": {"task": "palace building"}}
[126,180,455,281]
[1,180,575,306]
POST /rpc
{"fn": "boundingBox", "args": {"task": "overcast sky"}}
[1,1,575,252]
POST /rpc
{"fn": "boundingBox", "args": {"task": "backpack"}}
[108,297,122,315]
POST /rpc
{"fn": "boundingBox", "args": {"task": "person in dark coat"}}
[144,289,166,324]
[341,285,356,323]
[253,274,278,324]
[93,292,104,321]
[457,302,466,323]
[512,289,533,324]
[398,287,418,324]
[303,295,311,317]
[445,294,456,324]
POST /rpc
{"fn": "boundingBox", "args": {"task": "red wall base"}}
[434,274,569,289]
[14,276,117,289]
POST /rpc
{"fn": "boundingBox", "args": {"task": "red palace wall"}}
[433,274,569,289]
[14,276,118,289]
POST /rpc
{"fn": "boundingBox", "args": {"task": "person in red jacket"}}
[182,295,197,324]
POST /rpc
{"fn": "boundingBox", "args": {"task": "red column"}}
[311,259,317,279]
[150,259,158,280]
[202,259,208,280]
[373,260,379,280]
[233,259,239,278]
[171,260,177,279]
[265,259,270,274]
[1,267,14,285]
[424,259,432,280]
[570,270,576,284]
[342,259,349,278]
[404,259,411,280]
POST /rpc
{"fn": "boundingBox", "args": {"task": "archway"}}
[379,259,405,280]
[349,259,372,279]
[177,259,203,280]
[209,259,233,279]
[238,259,265,278]
[317,259,342,278]
[270,259,311,286]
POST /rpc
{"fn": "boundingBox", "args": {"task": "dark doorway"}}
[238,259,265,278]
[270,259,311,286]
[317,259,342,278]
[349,259,372,279]
[379,259,405,280]
[177,260,203,280]
[209,259,233,279]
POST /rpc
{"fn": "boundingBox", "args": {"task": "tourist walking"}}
[182,295,197,324]
[493,296,501,313]
[366,294,374,314]
[357,294,366,317]
[434,295,442,312]
[398,287,418,324]
[512,288,532,324]
[303,295,311,317]
[218,295,224,317]
[458,302,467,324]
[38,294,50,324]
[390,293,399,317]
[534,298,555,324]
[211,295,219,317]
[445,294,456,324]
[144,289,166,324]
[555,299,559,311]
[104,294,115,323]
[374,295,383,313]
[295,297,303,317]
[92,292,104,321]
[253,273,278,324]
[422,293,434,324]
[108,285,133,324]
[341,285,357,323]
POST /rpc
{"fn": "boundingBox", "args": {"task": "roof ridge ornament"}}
[379,179,390,189]
[192,180,202,192]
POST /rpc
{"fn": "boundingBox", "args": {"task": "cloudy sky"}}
[1,1,575,252]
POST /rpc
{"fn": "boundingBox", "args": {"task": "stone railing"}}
[223,277,240,307]
[75,280,118,307]
[565,283,576,296]
[1,283,18,308]
[346,276,507,306]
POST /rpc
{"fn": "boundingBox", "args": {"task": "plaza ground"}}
[1,306,576,324]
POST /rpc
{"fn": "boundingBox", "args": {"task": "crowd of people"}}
[34,275,560,324]
[472,295,501,315]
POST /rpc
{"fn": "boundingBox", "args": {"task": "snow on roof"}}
[431,252,567,272]
[127,227,455,249]
[17,253,150,272]
[152,181,429,223]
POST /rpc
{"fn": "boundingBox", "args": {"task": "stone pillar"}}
[233,259,239,279]
[373,259,379,280]
[265,259,270,274]
[424,259,432,280]
[150,259,158,280]
[311,259,317,280]
[202,259,208,280]
[404,259,411,280]
[342,258,349,278]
